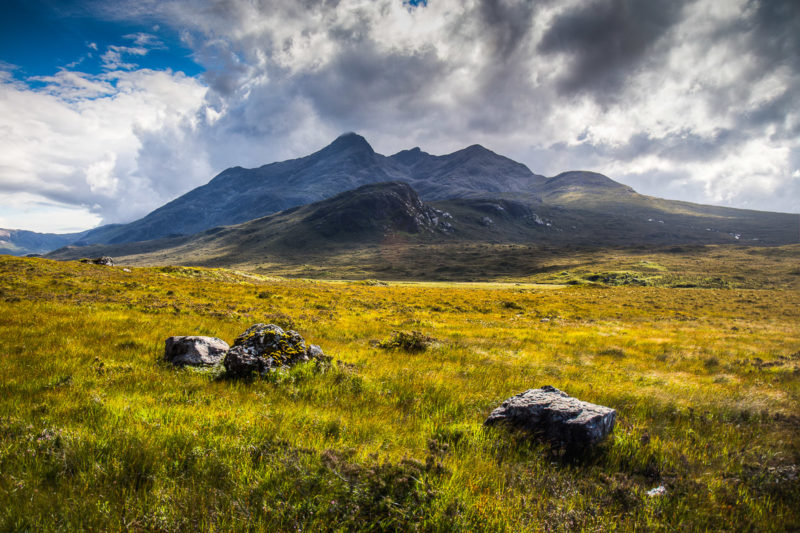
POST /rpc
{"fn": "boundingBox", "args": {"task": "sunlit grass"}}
[0,255,798,531]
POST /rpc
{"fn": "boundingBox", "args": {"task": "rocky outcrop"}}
[223,323,328,377]
[484,385,616,448]
[306,182,452,238]
[164,336,229,366]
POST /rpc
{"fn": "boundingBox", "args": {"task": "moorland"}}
[1,244,799,531]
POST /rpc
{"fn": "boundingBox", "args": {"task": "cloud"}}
[0,66,208,226]
[0,192,103,233]
[100,32,165,70]
[1,0,799,235]
[538,0,690,100]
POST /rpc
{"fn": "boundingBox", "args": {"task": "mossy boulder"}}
[224,323,327,377]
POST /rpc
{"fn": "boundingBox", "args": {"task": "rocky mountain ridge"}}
[71,133,545,246]
[5,132,799,257]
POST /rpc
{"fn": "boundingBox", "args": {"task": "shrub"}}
[377,330,434,352]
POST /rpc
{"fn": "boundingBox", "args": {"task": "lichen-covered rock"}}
[164,336,229,366]
[223,323,327,377]
[484,385,616,448]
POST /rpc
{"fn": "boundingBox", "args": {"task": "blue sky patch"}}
[0,0,203,80]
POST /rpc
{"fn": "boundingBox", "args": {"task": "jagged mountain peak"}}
[463,143,492,153]
[324,131,375,154]
[390,146,428,166]
[448,143,520,166]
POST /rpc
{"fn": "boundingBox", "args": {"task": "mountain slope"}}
[47,182,557,265]
[47,180,799,270]
[78,133,546,245]
[48,182,453,264]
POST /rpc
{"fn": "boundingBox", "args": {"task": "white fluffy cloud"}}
[1,0,798,233]
[0,64,208,231]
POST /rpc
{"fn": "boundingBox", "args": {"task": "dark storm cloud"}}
[534,128,749,177]
[538,0,689,100]
[539,130,736,168]
[297,45,446,126]
[476,0,539,61]
[748,0,800,70]
[194,40,250,97]
[690,0,800,140]
[737,90,799,139]
[446,1,551,134]
[735,0,800,139]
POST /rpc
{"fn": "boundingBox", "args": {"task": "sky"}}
[0,0,798,233]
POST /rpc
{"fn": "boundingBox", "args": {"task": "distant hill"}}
[47,181,799,268]
[538,171,636,201]
[0,228,87,256]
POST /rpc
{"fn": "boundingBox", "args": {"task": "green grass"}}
[1,255,799,531]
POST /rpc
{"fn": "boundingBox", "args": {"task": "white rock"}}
[164,336,229,366]
[484,385,616,448]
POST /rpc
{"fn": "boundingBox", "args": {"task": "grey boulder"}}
[164,336,229,366]
[223,323,327,377]
[80,256,115,266]
[485,385,616,448]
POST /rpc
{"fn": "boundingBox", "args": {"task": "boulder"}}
[223,323,327,377]
[80,256,115,266]
[484,385,616,448]
[164,336,229,366]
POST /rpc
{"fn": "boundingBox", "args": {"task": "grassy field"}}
[1,252,799,531]
[52,240,800,290]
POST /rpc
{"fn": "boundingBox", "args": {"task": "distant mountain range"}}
[0,228,87,256]
[2,132,798,259]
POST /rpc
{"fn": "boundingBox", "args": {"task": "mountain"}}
[9,132,800,258]
[0,228,88,256]
[46,180,799,269]
[47,182,454,264]
[538,171,636,201]
[389,143,543,199]
[46,182,557,266]
[76,133,546,246]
